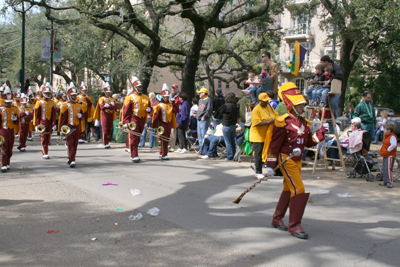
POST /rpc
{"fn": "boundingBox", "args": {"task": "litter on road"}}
[102,182,118,186]
[130,189,141,196]
[147,207,160,216]
[337,192,349,198]
[129,213,143,221]
[319,189,330,194]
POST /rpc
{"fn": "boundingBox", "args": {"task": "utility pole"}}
[21,0,25,92]
[110,38,113,89]
[0,48,3,81]
[50,20,54,86]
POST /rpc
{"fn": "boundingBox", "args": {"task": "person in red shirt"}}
[0,85,20,172]
[379,123,397,188]
[265,82,325,240]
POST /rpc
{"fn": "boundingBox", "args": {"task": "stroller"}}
[345,131,382,182]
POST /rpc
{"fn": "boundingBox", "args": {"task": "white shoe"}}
[198,155,209,159]
[78,139,85,143]
[175,149,182,153]
[27,137,33,141]
[131,157,140,163]
[169,148,175,152]
[180,148,189,154]
[1,166,7,172]
[20,147,26,152]
[251,163,256,173]
[70,161,76,168]
[161,155,169,160]
[65,143,68,148]
[255,173,265,180]
[63,137,66,140]
[15,134,19,138]
[104,144,110,149]
[125,148,131,153]
[43,155,50,159]
[6,165,10,170]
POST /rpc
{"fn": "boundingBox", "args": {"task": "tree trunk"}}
[201,57,215,99]
[181,26,207,102]
[338,39,358,115]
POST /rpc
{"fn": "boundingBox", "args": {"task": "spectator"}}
[139,92,159,148]
[319,65,335,106]
[212,88,225,128]
[267,90,279,109]
[379,123,397,188]
[198,124,225,159]
[320,55,344,132]
[196,88,213,151]
[214,92,239,161]
[23,79,30,94]
[260,66,272,93]
[249,92,278,179]
[353,92,376,141]
[245,72,262,105]
[373,111,388,144]
[262,51,279,95]
[6,80,11,90]
[189,110,198,131]
[175,92,190,153]
[342,106,355,119]
[190,97,199,118]
[305,64,326,106]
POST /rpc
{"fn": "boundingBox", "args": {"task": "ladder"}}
[305,80,346,174]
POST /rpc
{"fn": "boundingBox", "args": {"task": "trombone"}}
[115,121,144,140]
[56,125,76,145]
[35,125,50,135]
[150,126,171,142]
[0,135,4,155]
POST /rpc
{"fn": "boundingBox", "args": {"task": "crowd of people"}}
[1,51,397,241]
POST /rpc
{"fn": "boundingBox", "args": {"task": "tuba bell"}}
[36,125,45,133]
[0,135,4,146]
[116,121,124,129]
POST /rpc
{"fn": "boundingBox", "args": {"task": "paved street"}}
[1,136,400,266]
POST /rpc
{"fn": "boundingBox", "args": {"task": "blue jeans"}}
[197,118,211,150]
[374,128,382,143]
[326,93,341,133]
[139,118,155,147]
[201,135,224,157]
[223,125,236,160]
[249,86,259,104]
[362,122,375,140]
[319,88,331,104]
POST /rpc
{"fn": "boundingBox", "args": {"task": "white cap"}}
[45,82,53,91]
[351,117,361,124]
[69,82,76,89]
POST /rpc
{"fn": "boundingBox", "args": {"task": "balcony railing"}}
[282,27,315,42]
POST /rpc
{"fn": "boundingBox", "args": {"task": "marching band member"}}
[120,87,134,153]
[34,82,57,159]
[0,85,5,106]
[265,82,326,240]
[59,86,84,168]
[12,93,21,108]
[152,90,178,160]
[77,82,93,143]
[122,77,151,163]
[27,87,35,141]
[93,82,117,148]
[36,85,45,101]
[17,94,33,152]
[0,85,20,172]
[53,87,64,135]
[168,83,180,152]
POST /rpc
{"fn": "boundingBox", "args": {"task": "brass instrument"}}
[151,126,170,142]
[78,99,85,106]
[115,121,144,140]
[104,98,112,104]
[56,125,76,145]
[0,135,4,146]
[56,102,62,109]
[19,106,26,113]
[36,125,45,134]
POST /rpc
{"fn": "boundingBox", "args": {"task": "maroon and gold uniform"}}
[77,82,93,141]
[265,82,325,240]
[34,84,57,158]
[18,104,33,151]
[0,84,20,172]
[93,83,117,148]
[152,90,178,159]
[59,99,84,166]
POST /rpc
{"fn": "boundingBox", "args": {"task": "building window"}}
[294,78,306,95]
[290,42,311,69]
[217,80,222,89]
[225,82,230,89]
[290,13,311,35]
